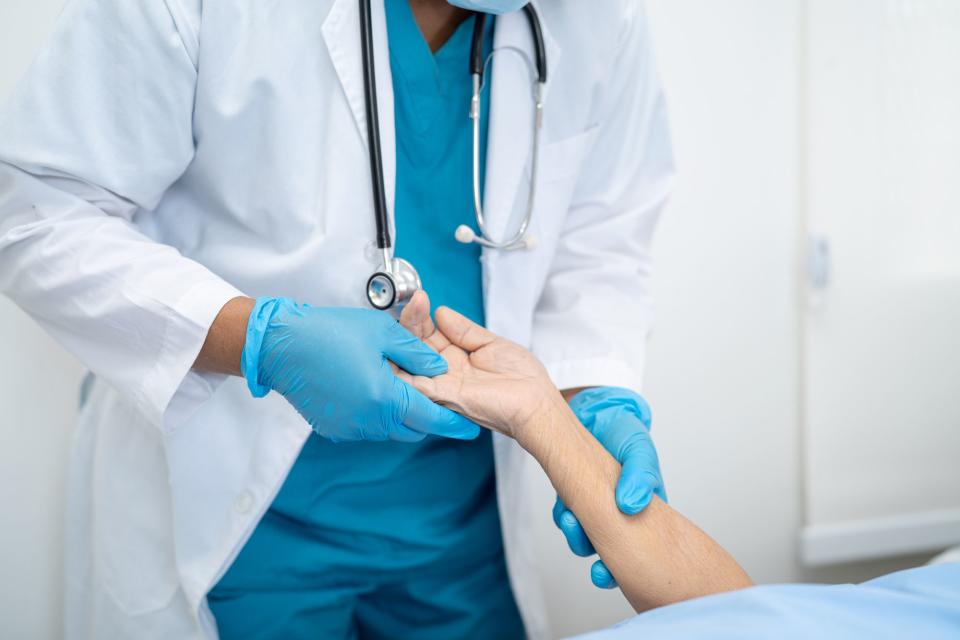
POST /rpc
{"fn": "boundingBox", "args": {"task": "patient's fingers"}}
[403,372,443,404]
[397,290,453,353]
[426,326,452,352]
[435,306,497,352]
[396,368,461,414]
[388,294,432,379]
[399,290,435,340]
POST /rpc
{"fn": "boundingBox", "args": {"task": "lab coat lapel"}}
[322,0,398,230]
[482,2,561,244]
[483,8,561,639]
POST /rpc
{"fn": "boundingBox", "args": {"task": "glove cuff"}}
[569,386,652,431]
[241,297,292,398]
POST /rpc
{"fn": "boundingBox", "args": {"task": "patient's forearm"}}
[521,398,752,612]
[561,387,588,402]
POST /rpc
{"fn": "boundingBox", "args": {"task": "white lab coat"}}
[0,0,673,638]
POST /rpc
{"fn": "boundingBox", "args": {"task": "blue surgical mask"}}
[447,0,530,15]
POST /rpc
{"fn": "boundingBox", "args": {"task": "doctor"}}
[0,0,674,638]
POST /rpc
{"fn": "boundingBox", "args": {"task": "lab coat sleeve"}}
[531,1,675,394]
[0,0,242,431]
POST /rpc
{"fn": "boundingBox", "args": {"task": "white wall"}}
[529,4,808,634]
[800,0,960,566]
[645,0,804,584]
[0,1,937,639]
[0,4,86,640]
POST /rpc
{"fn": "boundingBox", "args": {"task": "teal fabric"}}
[210,3,523,638]
[390,4,488,324]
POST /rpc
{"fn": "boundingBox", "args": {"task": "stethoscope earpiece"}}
[454,224,476,244]
[455,224,537,251]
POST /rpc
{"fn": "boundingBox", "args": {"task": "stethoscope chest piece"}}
[366,256,421,312]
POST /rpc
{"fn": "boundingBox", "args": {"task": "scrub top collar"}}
[385,0,491,133]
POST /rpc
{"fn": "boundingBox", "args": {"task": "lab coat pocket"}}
[535,125,600,185]
[96,393,180,616]
[491,127,602,329]
[523,126,601,249]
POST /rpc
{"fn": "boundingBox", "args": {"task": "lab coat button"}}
[234,491,254,514]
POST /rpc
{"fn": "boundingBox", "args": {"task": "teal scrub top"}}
[211,6,523,637]
[276,0,501,572]
[390,3,488,324]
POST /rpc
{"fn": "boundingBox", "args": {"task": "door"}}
[802,0,960,565]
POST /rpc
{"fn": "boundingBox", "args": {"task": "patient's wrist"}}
[515,392,578,460]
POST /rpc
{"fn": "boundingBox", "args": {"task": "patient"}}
[398,292,960,638]
[398,293,751,610]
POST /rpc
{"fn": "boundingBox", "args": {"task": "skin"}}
[409,0,473,52]
[397,291,753,612]
[194,296,254,376]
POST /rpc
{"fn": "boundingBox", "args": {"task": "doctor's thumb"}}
[398,290,435,340]
[383,322,448,377]
[615,466,660,516]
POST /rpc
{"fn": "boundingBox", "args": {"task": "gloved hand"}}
[241,298,480,443]
[553,387,666,589]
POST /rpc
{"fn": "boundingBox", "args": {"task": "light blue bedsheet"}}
[573,563,960,640]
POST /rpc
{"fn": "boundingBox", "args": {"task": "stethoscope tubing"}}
[470,8,546,84]
[470,68,544,250]
[359,0,547,309]
[359,0,391,253]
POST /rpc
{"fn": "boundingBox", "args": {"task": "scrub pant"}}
[208,4,523,638]
[208,503,525,640]
[209,560,521,639]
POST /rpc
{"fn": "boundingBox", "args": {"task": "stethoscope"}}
[360,0,547,312]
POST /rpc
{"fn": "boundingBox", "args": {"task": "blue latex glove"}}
[553,387,666,589]
[241,298,480,443]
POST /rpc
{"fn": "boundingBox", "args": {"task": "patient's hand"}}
[398,293,753,609]
[397,291,562,441]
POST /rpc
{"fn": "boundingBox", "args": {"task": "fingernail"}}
[561,511,578,529]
